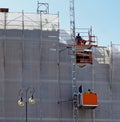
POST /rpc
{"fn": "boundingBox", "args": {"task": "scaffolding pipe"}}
[22,10,24,37]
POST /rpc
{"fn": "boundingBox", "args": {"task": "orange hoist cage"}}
[68,28,98,66]
[75,34,97,66]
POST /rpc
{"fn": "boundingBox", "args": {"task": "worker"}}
[75,33,86,45]
[79,85,82,93]
[86,89,92,94]
[75,33,82,44]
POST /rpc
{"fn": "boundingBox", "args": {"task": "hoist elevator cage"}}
[0,11,120,122]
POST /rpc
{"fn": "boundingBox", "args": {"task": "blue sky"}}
[1,0,120,46]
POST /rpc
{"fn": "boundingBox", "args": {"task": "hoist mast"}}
[70,0,78,122]
[70,0,75,40]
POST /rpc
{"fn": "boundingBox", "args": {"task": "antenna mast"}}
[37,1,49,14]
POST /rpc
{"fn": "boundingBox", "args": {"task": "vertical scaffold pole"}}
[70,0,78,122]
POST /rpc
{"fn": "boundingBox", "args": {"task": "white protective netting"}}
[0,12,59,30]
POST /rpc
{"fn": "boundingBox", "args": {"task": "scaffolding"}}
[0,6,120,122]
[0,12,59,32]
